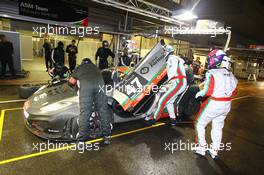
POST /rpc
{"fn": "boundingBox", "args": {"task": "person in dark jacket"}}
[68,58,113,144]
[0,34,16,78]
[43,39,52,71]
[183,56,195,85]
[66,40,78,73]
[95,40,115,70]
[118,48,132,66]
[193,57,201,75]
[0,35,2,77]
[52,41,65,65]
[49,62,69,79]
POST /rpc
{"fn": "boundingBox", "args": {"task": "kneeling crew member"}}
[68,58,112,144]
[193,49,238,159]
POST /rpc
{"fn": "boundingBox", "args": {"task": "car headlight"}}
[23,100,31,119]
[24,110,29,119]
[23,100,31,111]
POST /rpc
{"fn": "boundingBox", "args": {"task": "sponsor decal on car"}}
[149,55,163,67]
[140,67,149,74]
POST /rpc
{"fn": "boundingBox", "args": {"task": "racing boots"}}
[148,119,156,126]
[103,136,111,145]
[76,132,91,142]
[170,118,177,126]
[192,144,207,156]
[208,149,219,160]
[144,114,156,126]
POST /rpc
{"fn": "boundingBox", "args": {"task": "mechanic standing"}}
[193,57,201,75]
[193,49,238,159]
[68,58,112,144]
[43,39,52,72]
[147,45,187,126]
[0,34,16,78]
[51,41,65,65]
[95,40,115,70]
[66,40,78,73]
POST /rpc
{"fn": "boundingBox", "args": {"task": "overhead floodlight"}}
[172,9,198,21]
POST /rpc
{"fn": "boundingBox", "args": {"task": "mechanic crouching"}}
[68,58,113,145]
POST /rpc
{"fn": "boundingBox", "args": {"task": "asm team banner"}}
[18,0,88,23]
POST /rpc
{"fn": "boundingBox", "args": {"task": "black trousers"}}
[99,58,109,70]
[68,56,76,73]
[45,56,53,69]
[1,57,15,76]
[78,85,112,140]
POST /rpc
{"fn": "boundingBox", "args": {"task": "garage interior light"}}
[172,9,198,21]
[172,0,200,21]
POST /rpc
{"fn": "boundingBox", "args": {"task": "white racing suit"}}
[194,68,238,150]
[151,55,187,120]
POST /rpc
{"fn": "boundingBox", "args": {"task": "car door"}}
[112,40,168,112]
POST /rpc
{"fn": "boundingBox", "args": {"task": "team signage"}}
[18,0,88,22]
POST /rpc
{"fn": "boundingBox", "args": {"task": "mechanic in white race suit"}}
[193,49,238,159]
[147,45,187,126]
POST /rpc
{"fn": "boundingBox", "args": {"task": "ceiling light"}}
[172,9,198,21]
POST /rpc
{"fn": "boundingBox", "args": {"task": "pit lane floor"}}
[0,81,263,175]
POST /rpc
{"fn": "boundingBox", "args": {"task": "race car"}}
[23,40,200,141]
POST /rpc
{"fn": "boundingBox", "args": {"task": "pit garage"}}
[0,0,264,175]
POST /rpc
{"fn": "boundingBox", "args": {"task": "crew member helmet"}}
[102,40,109,48]
[82,58,92,64]
[207,49,226,69]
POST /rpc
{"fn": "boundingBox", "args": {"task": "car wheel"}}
[183,97,200,116]
[18,84,40,99]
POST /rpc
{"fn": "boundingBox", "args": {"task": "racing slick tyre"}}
[18,84,40,99]
[178,85,200,118]
[183,96,200,117]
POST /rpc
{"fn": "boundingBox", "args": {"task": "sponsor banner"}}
[18,0,88,23]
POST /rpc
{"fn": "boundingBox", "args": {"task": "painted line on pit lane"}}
[0,123,166,165]
[0,99,26,104]
[0,108,23,142]
[0,95,252,165]
[0,110,5,142]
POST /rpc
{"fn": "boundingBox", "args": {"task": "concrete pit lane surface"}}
[0,81,263,175]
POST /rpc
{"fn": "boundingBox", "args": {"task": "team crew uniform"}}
[193,49,238,159]
[147,45,187,125]
[66,42,78,73]
[68,58,112,144]
[95,41,115,70]
[154,55,187,120]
